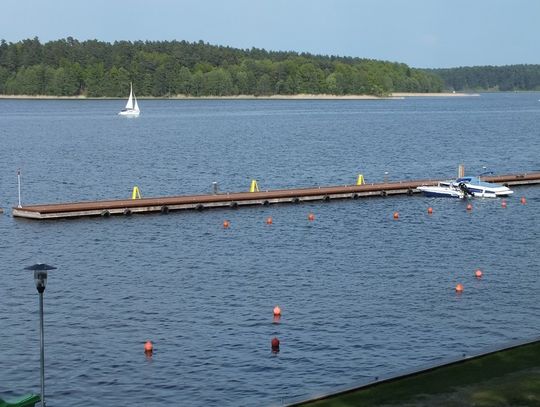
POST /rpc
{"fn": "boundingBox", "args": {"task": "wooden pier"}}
[11,172,540,220]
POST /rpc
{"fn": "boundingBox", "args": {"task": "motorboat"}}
[450,176,513,198]
[417,183,465,198]
[118,82,140,116]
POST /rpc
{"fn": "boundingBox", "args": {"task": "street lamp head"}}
[25,263,56,293]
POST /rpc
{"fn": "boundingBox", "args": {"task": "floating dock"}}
[12,172,540,220]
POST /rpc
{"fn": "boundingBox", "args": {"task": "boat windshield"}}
[454,177,501,187]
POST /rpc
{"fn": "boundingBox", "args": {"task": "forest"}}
[429,65,540,91]
[0,37,444,97]
[1,38,539,97]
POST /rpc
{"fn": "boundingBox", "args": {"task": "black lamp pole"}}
[26,263,56,407]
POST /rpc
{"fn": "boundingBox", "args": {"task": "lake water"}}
[0,94,539,406]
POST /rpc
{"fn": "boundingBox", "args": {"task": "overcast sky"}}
[2,0,539,68]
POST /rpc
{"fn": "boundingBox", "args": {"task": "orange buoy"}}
[308,213,315,221]
[271,337,280,352]
[223,220,230,228]
[393,211,399,219]
[520,196,527,205]
[475,269,483,278]
[273,305,281,316]
[144,341,153,353]
[455,283,464,293]
[466,203,473,211]
[266,216,273,225]
[501,200,507,208]
[427,207,433,215]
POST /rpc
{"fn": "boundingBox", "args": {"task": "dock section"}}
[12,172,540,220]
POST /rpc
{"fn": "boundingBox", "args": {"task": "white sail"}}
[125,83,134,110]
[133,91,140,112]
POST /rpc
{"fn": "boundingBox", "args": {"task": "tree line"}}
[0,37,444,97]
[428,65,540,91]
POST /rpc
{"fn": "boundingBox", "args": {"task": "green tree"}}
[174,66,192,95]
[204,68,233,95]
[256,74,272,95]
[297,63,324,93]
[0,66,9,92]
[190,71,204,96]
[104,66,131,97]
[6,65,49,94]
[83,63,106,96]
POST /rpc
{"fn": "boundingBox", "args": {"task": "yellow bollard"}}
[132,186,141,199]
[356,174,365,185]
[249,179,259,192]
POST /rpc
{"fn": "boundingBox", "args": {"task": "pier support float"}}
[10,172,540,220]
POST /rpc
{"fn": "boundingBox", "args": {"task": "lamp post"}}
[25,263,56,407]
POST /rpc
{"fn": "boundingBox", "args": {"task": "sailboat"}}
[118,82,140,116]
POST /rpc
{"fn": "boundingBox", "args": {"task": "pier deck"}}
[12,172,540,220]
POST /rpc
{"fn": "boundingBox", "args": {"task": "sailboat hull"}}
[118,109,140,117]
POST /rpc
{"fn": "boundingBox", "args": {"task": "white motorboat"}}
[417,183,465,198]
[118,82,140,116]
[451,176,513,198]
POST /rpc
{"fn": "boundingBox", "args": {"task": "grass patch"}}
[295,341,540,407]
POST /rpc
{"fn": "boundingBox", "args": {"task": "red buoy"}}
[266,216,273,225]
[520,196,527,205]
[144,341,153,353]
[273,305,281,316]
[501,200,507,208]
[427,207,433,215]
[475,269,483,278]
[308,213,315,221]
[223,220,230,228]
[393,211,399,219]
[271,337,280,352]
[455,283,464,293]
[466,203,473,211]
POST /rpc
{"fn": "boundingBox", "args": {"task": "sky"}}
[2,0,539,68]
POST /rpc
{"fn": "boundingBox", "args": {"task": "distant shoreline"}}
[0,92,479,100]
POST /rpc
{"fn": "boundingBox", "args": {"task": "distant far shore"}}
[0,92,479,100]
